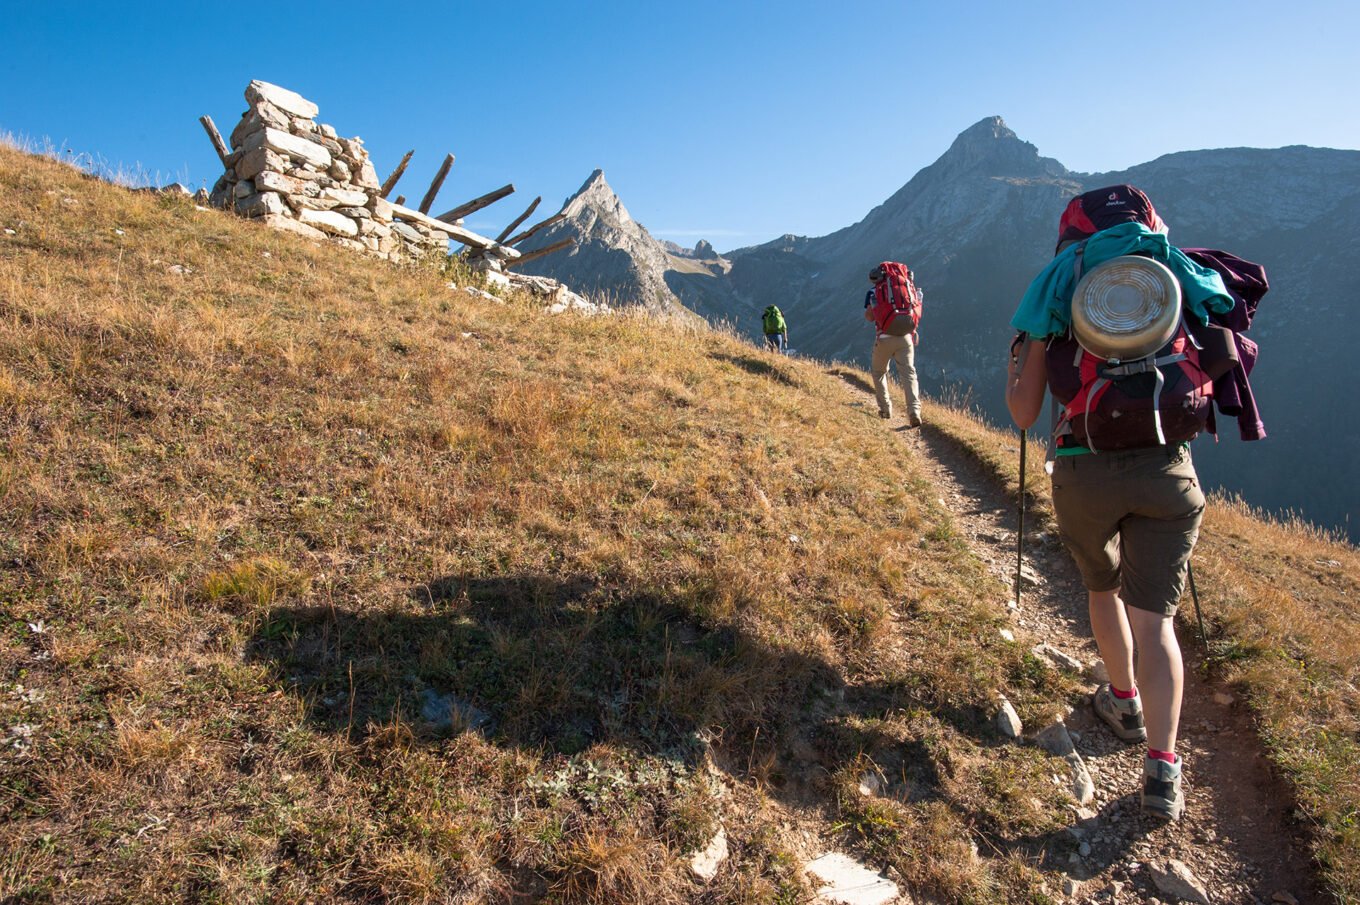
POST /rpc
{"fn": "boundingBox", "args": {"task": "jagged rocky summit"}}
[514,170,701,316]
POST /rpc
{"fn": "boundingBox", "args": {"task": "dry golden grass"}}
[0,144,1094,903]
[929,399,1360,903]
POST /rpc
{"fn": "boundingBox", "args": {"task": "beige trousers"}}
[871,334,921,420]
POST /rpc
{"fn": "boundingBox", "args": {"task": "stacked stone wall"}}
[208,81,448,261]
[202,81,601,315]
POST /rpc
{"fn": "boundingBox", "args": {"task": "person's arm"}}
[1006,335,1048,429]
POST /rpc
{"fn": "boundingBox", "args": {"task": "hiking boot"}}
[1092,683,1147,743]
[1142,755,1185,821]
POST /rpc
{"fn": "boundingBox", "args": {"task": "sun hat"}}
[1071,255,1181,360]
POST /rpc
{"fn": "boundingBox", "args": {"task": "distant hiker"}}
[1005,183,1269,823]
[865,262,923,426]
[762,305,788,353]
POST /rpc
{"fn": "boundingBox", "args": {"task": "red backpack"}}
[870,262,923,336]
[1045,325,1213,452]
[1044,245,1213,452]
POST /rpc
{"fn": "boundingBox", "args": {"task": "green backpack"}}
[762,306,785,334]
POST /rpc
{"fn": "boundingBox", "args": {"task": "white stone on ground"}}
[1034,721,1076,756]
[689,826,727,881]
[1032,643,1083,672]
[996,697,1022,739]
[1066,752,1095,805]
[804,853,901,905]
[1148,858,1210,904]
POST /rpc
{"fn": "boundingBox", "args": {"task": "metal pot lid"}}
[1071,255,1181,360]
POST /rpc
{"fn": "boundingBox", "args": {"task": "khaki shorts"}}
[1050,445,1205,615]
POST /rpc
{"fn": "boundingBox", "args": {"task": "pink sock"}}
[1112,684,1138,700]
[1148,748,1177,765]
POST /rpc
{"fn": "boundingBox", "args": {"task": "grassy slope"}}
[928,403,1360,903]
[0,145,1355,904]
[0,148,1080,904]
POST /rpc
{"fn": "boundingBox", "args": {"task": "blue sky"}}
[3,0,1357,249]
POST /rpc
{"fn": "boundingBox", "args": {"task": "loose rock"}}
[804,853,899,905]
[1148,859,1210,905]
[1032,643,1084,672]
[996,697,1023,739]
[689,827,728,881]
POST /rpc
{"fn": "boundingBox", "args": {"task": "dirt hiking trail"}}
[843,374,1324,904]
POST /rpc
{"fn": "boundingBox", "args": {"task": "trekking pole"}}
[1186,561,1208,650]
[1015,428,1026,609]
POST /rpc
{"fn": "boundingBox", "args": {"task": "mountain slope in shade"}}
[524,118,1360,538]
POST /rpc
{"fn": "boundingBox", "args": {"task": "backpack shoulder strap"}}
[1071,240,1088,284]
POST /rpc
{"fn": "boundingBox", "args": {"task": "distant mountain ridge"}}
[517,118,1360,538]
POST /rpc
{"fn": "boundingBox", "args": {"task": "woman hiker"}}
[1004,184,1236,821]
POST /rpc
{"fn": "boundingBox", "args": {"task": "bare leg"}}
[1088,588,1136,692]
[1125,607,1183,753]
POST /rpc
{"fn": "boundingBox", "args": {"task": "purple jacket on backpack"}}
[1183,249,1269,441]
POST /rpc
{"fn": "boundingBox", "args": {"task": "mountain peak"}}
[579,168,608,192]
[564,168,632,225]
[957,115,1017,143]
[932,115,1066,179]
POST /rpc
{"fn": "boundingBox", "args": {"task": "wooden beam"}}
[495,196,541,243]
[436,183,515,224]
[417,153,454,214]
[504,237,575,269]
[506,212,566,247]
[198,115,230,167]
[379,149,414,199]
[389,202,520,258]
[393,195,406,207]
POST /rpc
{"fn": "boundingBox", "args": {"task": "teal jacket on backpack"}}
[1011,223,1234,338]
[762,306,786,334]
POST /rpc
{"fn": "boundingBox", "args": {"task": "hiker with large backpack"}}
[762,305,788,353]
[865,262,924,426]
[1004,184,1267,823]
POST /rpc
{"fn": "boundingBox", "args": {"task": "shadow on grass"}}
[711,352,801,387]
[826,366,875,395]
[249,575,995,803]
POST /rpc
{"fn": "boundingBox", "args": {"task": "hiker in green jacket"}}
[762,305,788,353]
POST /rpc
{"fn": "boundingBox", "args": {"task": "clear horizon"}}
[4,0,1357,249]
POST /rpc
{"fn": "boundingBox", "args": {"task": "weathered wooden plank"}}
[417,153,455,214]
[379,150,414,199]
[505,212,566,248]
[504,237,575,269]
[495,195,541,243]
[393,194,406,207]
[389,202,521,258]
[199,115,230,167]
[436,183,515,224]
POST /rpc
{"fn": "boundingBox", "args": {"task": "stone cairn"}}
[199,80,588,311]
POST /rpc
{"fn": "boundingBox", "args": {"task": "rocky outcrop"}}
[512,170,692,315]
